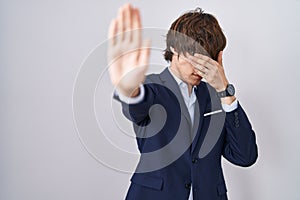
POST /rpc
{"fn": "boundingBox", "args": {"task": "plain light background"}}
[1,0,300,199]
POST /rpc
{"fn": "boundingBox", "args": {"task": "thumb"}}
[217,51,223,66]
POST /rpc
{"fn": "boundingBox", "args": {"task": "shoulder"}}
[144,68,167,84]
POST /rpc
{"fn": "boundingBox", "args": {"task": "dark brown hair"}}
[164,8,226,62]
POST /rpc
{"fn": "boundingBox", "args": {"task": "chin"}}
[191,79,202,86]
[194,80,201,86]
[187,74,202,86]
[192,76,202,85]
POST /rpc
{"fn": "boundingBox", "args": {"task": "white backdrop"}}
[1,0,300,199]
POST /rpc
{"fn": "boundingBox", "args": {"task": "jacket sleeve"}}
[222,102,258,167]
[113,83,157,125]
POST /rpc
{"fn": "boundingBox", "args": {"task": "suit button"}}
[185,183,191,189]
[234,112,238,116]
[234,120,240,127]
[192,158,198,164]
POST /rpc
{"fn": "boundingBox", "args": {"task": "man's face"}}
[170,52,202,86]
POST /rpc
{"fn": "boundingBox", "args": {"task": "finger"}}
[132,8,142,45]
[193,53,212,62]
[123,4,133,41]
[185,53,210,71]
[108,19,117,46]
[138,39,151,72]
[184,52,197,64]
[132,7,142,29]
[183,53,199,66]
[189,53,217,70]
[117,6,125,42]
[124,3,132,31]
[194,64,209,74]
[195,68,206,78]
[217,51,223,66]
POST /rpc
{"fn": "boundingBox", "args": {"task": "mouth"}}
[192,73,202,79]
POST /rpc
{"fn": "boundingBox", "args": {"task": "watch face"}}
[227,84,235,96]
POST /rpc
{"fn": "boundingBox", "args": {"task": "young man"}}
[108,3,258,200]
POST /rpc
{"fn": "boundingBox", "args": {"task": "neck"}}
[187,85,193,96]
[169,66,193,96]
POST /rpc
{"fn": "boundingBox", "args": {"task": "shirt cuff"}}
[221,99,238,112]
[116,85,145,104]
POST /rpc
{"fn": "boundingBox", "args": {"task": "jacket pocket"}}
[130,174,164,190]
[217,183,227,196]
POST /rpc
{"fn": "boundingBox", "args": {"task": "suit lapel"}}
[158,69,219,154]
[159,68,192,127]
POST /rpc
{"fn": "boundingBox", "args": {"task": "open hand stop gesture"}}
[107,4,150,97]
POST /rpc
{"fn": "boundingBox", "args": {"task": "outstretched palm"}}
[107,4,150,97]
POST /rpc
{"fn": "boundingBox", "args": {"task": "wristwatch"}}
[217,84,235,98]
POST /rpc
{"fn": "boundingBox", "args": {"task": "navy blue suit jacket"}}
[116,68,258,200]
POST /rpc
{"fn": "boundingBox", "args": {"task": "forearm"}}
[222,102,258,167]
[114,84,156,124]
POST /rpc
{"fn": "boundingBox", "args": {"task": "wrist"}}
[216,83,235,98]
[117,87,140,97]
[220,96,236,105]
[216,80,229,92]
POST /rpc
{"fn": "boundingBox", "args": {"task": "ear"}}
[170,46,178,55]
[217,51,223,66]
